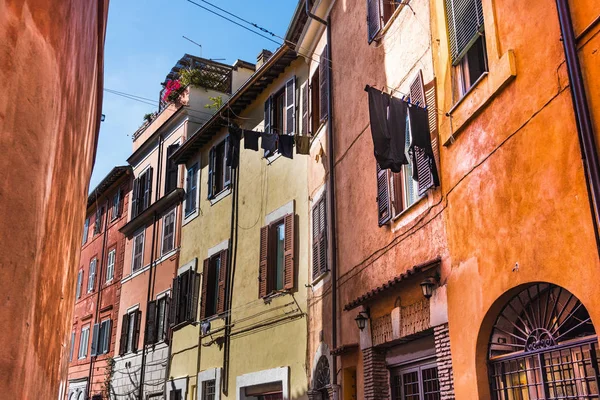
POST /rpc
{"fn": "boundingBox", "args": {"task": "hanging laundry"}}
[408,106,433,157]
[407,106,440,188]
[261,132,277,158]
[295,134,310,155]
[227,126,242,169]
[366,86,408,172]
[243,129,260,151]
[278,134,294,159]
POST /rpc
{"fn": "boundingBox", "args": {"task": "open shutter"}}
[283,213,295,290]
[90,323,99,356]
[285,77,296,135]
[170,277,179,326]
[143,167,153,210]
[264,96,272,134]
[223,137,231,188]
[301,82,309,135]
[377,163,392,226]
[132,310,141,352]
[165,144,180,193]
[259,226,269,298]
[217,250,228,314]
[119,313,129,356]
[190,271,200,322]
[367,0,382,43]
[102,320,111,354]
[163,297,170,344]
[319,47,329,122]
[131,178,139,218]
[200,259,210,319]
[117,188,123,218]
[445,0,485,64]
[145,300,157,345]
[208,147,215,199]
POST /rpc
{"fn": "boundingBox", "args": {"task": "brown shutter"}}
[391,172,404,215]
[200,259,210,319]
[259,226,269,298]
[367,0,382,43]
[301,82,309,135]
[217,250,228,314]
[190,271,200,323]
[424,78,440,176]
[377,163,392,226]
[312,204,320,280]
[131,178,139,217]
[143,167,153,210]
[119,313,129,356]
[318,198,327,275]
[145,300,157,345]
[319,47,329,122]
[132,310,141,352]
[283,213,295,290]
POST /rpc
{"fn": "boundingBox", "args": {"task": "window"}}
[78,326,89,359]
[132,230,144,272]
[145,295,169,345]
[391,363,440,400]
[91,319,111,356]
[93,206,103,235]
[185,163,199,216]
[165,143,180,194]
[119,309,141,355]
[171,269,201,326]
[75,270,83,300]
[444,0,488,97]
[259,213,295,298]
[390,114,419,215]
[162,210,175,255]
[169,389,182,400]
[208,139,231,199]
[70,332,75,361]
[264,77,297,155]
[82,217,89,245]
[202,380,216,400]
[310,73,320,134]
[200,251,227,320]
[111,190,121,221]
[319,47,328,122]
[366,0,402,43]
[131,167,153,218]
[312,196,327,280]
[106,249,115,282]
[87,258,96,293]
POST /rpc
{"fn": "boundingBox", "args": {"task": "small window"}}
[263,77,296,156]
[172,269,201,326]
[273,221,285,291]
[165,143,180,194]
[119,309,141,355]
[82,217,89,245]
[202,380,216,400]
[76,270,84,300]
[93,207,103,235]
[202,253,223,319]
[208,139,231,199]
[132,231,145,272]
[162,210,176,255]
[106,249,116,282]
[69,331,76,361]
[78,326,89,359]
[185,163,199,216]
[391,363,440,400]
[258,213,295,298]
[145,295,169,345]
[132,167,153,218]
[170,389,182,400]
[391,114,419,216]
[126,311,137,353]
[87,258,97,293]
[367,0,403,43]
[111,190,121,221]
[92,319,111,355]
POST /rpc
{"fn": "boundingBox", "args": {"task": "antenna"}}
[182,35,202,57]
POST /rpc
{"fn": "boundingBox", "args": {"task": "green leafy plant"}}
[204,96,223,110]
[143,113,154,123]
[179,67,223,90]
[102,356,115,398]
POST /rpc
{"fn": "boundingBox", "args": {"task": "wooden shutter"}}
[131,178,139,217]
[410,71,425,106]
[312,197,327,280]
[119,313,129,355]
[163,297,170,344]
[319,47,329,122]
[200,259,210,319]
[208,147,215,199]
[132,310,141,352]
[165,144,180,193]
[367,0,382,43]
[217,250,228,314]
[376,163,392,226]
[283,213,295,290]
[285,76,296,135]
[145,300,157,345]
[264,96,272,134]
[143,167,153,210]
[425,78,441,177]
[90,323,99,356]
[117,188,123,218]
[190,271,200,323]
[258,226,269,298]
[170,277,179,326]
[223,137,231,188]
[445,0,484,64]
[301,82,309,135]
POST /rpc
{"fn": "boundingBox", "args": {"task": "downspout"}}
[138,135,164,400]
[306,0,339,389]
[556,0,600,256]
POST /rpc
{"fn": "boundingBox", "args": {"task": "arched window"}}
[488,283,599,399]
[314,356,331,399]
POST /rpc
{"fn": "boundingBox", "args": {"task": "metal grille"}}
[403,371,420,400]
[202,380,216,400]
[422,367,441,400]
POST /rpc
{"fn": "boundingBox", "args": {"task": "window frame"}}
[390,360,440,400]
[111,190,121,221]
[311,194,328,281]
[454,35,488,98]
[82,217,89,245]
[185,162,199,217]
[208,138,231,200]
[106,248,116,282]
[126,310,138,354]
[98,319,111,355]
[93,206,104,235]
[161,209,176,255]
[76,269,84,300]
[204,253,222,319]
[202,380,216,400]
[78,325,90,360]
[156,294,168,343]
[87,257,97,293]
[270,218,286,292]
[165,142,181,195]
[132,230,145,273]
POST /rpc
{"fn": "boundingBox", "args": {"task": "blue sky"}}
[90,0,298,189]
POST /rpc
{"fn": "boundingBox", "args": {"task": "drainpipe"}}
[306,1,339,389]
[556,0,600,256]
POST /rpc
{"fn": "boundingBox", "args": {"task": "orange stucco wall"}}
[0,0,108,398]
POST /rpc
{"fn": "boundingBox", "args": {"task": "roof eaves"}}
[87,165,132,207]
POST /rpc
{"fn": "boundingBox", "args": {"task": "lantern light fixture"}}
[355,311,369,331]
[420,276,438,299]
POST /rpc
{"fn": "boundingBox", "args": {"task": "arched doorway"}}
[488,283,598,399]
[314,356,331,399]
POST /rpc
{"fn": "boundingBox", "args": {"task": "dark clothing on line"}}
[261,132,277,157]
[227,126,242,169]
[367,87,408,172]
[243,129,260,151]
[295,134,310,155]
[408,105,433,157]
[278,134,294,159]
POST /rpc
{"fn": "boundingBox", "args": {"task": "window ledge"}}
[377,3,409,40]
[183,209,199,226]
[311,271,330,289]
[209,187,232,206]
[443,50,516,146]
[121,263,151,284]
[391,193,427,222]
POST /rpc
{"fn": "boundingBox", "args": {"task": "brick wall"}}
[434,324,455,400]
[362,347,389,400]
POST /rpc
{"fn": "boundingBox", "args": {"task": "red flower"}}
[162,79,182,102]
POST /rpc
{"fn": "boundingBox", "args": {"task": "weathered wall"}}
[0,0,108,398]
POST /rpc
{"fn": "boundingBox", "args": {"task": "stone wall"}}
[362,347,389,400]
[110,343,168,400]
[434,324,455,400]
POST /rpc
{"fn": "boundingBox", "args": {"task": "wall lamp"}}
[355,310,369,331]
[420,276,439,299]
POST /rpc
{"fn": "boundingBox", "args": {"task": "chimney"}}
[256,49,273,69]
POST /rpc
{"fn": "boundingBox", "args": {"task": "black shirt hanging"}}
[278,134,294,159]
[243,129,260,151]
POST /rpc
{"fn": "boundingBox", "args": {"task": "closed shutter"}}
[424,78,441,184]
[170,277,179,326]
[208,147,215,199]
[409,71,425,106]
[143,167,153,210]
[145,300,157,345]
[376,163,392,226]
[131,178,139,217]
[301,82,309,135]
[200,258,210,319]
[117,188,123,218]
[367,0,382,43]
[264,96,272,134]
[312,196,327,280]
[319,47,329,122]
[132,310,141,352]
[259,226,269,298]
[217,250,228,314]
[224,137,231,188]
[445,0,484,64]
[90,323,99,356]
[285,77,296,135]
[119,313,129,356]
[283,213,295,290]
[190,271,200,323]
